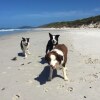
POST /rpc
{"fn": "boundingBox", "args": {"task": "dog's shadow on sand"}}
[39,56,47,64]
[18,52,24,57]
[34,66,63,85]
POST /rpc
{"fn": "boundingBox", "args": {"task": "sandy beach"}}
[0,28,100,100]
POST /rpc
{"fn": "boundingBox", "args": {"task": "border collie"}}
[20,37,30,58]
[45,44,68,81]
[46,33,60,54]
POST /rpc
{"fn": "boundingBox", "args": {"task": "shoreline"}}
[0,27,100,37]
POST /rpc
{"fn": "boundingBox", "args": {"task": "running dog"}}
[20,37,31,58]
[45,44,68,81]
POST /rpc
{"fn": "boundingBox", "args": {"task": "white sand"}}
[0,28,100,100]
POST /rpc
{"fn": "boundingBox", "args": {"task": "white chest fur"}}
[52,49,64,64]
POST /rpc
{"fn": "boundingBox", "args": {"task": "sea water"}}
[0,28,33,36]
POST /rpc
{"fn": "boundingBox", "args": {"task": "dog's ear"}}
[56,35,60,38]
[55,35,60,40]
[27,38,30,42]
[22,37,24,39]
[49,33,52,39]
[22,37,25,41]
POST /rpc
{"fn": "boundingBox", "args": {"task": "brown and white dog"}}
[45,44,68,81]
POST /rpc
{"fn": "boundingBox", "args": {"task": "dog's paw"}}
[24,55,27,59]
[64,77,69,81]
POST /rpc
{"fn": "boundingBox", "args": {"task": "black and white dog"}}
[46,33,60,54]
[45,44,68,81]
[20,37,31,58]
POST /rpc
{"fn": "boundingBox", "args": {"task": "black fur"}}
[20,37,30,58]
[20,40,23,50]
[20,37,30,51]
[46,33,60,54]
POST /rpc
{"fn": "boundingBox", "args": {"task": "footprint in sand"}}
[85,58,100,64]
[67,87,73,92]
[21,63,24,66]
[1,87,5,91]
[84,96,87,98]
[93,74,98,78]
[27,62,32,64]
[11,57,17,61]
[12,94,20,100]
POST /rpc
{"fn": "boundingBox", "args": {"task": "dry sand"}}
[0,28,100,100]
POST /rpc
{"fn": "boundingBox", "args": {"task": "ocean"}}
[0,28,33,36]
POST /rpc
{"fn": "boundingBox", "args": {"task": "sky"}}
[0,0,100,28]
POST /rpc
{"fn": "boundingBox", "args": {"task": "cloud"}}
[93,8,100,12]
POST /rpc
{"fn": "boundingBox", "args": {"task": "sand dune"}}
[0,28,100,100]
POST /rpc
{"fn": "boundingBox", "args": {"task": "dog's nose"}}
[50,65,56,69]
[52,40,55,44]
[25,43,28,46]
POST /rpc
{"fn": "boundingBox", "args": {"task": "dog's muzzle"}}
[50,63,59,69]
[24,43,28,46]
[52,40,57,44]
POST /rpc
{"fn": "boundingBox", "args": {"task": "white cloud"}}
[93,8,100,12]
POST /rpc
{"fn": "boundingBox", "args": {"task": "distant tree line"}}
[40,15,100,28]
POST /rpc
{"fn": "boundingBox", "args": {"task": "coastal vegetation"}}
[40,15,100,28]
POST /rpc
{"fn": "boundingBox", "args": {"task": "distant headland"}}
[40,15,100,28]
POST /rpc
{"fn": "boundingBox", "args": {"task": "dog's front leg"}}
[23,50,27,58]
[48,67,53,81]
[27,50,31,55]
[62,67,68,81]
[24,52,27,58]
